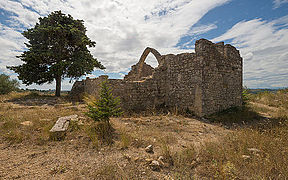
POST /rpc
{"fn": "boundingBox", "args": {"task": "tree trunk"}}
[55,76,61,97]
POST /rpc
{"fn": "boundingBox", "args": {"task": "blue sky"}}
[0,0,287,90]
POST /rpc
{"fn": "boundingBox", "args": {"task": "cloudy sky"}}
[0,0,288,90]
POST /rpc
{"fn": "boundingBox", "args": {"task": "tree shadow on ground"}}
[6,92,71,106]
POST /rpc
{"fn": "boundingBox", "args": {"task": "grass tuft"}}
[119,131,132,149]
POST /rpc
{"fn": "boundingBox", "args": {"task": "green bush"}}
[86,80,122,123]
[242,86,250,104]
[85,80,122,144]
[0,74,19,95]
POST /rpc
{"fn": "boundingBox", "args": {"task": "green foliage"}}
[242,86,250,104]
[86,80,122,123]
[0,74,19,95]
[7,11,104,96]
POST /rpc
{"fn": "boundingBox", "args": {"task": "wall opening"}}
[145,53,159,68]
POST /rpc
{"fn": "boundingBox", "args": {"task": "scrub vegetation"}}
[0,89,287,179]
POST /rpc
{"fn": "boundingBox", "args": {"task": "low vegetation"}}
[85,80,122,145]
[0,74,19,95]
[0,92,78,145]
[198,88,288,179]
[0,88,287,179]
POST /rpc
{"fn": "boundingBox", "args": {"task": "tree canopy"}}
[8,11,105,96]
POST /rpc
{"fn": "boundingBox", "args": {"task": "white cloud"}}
[177,23,217,49]
[0,0,230,90]
[212,16,288,88]
[273,0,288,9]
[186,23,217,36]
[0,24,26,74]
[1,0,287,90]
[0,0,40,28]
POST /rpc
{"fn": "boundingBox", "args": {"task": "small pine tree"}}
[86,80,122,144]
[86,80,122,123]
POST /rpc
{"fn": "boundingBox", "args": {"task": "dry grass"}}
[0,91,84,145]
[85,121,115,148]
[195,89,288,179]
[119,130,133,149]
[251,89,288,109]
[1,90,288,179]
[197,125,288,179]
[171,147,197,179]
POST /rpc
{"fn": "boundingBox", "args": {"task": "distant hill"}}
[248,88,287,94]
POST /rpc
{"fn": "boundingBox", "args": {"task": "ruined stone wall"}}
[115,63,168,111]
[71,75,164,111]
[195,39,242,115]
[124,62,154,81]
[70,39,243,117]
[162,53,203,116]
[70,81,85,101]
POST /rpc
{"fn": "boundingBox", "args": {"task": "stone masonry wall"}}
[124,62,154,81]
[195,39,242,115]
[70,39,243,117]
[160,53,203,115]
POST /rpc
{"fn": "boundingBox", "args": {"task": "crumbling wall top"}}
[195,38,241,60]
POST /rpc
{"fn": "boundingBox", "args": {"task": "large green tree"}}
[8,11,105,96]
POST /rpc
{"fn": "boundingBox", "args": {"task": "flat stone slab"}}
[49,115,78,132]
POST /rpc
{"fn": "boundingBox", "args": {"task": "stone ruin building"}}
[70,39,243,117]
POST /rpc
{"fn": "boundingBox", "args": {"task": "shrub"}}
[242,86,250,104]
[0,74,19,95]
[85,80,122,144]
[90,121,114,145]
[86,80,122,123]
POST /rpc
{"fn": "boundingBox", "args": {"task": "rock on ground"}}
[50,115,78,132]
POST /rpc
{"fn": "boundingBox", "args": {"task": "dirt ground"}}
[0,94,230,179]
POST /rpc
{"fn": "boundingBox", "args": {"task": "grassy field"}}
[0,89,287,179]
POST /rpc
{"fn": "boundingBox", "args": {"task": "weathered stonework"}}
[70,39,243,116]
